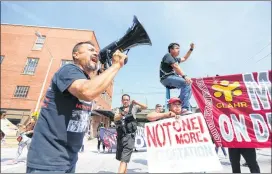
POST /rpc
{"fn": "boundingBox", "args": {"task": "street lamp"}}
[34,31,54,112]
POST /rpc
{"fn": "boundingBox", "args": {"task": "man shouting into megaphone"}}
[26,41,127,173]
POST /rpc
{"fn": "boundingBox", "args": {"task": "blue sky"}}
[1,1,271,109]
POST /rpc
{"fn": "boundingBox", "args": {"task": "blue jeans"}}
[161,75,192,110]
[26,165,76,173]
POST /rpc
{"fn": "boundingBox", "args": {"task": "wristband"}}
[190,48,193,51]
[182,75,187,79]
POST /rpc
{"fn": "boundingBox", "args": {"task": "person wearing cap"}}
[159,42,195,115]
[154,104,163,113]
[147,97,182,121]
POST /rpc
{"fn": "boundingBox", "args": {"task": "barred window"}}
[22,58,39,75]
[60,59,74,67]
[32,35,46,50]
[14,86,30,98]
[0,55,4,64]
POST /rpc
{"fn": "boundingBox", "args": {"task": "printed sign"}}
[144,113,222,173]
[192,71,271,148]
[100,126,147,151]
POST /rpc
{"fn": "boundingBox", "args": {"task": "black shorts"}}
[116,133,135,163]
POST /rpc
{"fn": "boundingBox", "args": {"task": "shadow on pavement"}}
[90,150,114,154]
[134,149,147,153]
[1,158,14,163]
[258,153,271,157]
[1,158,26,165]
[220,161,231,166]
[98,168,147,173]
[133,159,147,166]
[97,171,115,173]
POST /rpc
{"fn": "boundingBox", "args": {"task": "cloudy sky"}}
[1,1,271,108]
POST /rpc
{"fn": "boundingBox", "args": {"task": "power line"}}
[255,53,271,63]
[247,41,271,60]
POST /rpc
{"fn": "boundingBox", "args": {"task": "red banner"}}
[192,70,271,148]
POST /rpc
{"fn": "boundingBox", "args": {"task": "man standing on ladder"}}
[160,42,195,114]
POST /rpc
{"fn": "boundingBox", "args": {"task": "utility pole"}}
[34,31,54,112]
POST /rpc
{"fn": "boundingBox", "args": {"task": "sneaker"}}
[242,162,248,167]
[97,150,100,153]
[181,109,193,115]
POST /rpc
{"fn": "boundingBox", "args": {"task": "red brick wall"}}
[1,24,113,113]
[91,115,110,138]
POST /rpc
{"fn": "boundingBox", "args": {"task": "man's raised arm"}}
[132,100,148,110]
[68,51,127,101]
[179,43,194,62]
[147,111,176,122]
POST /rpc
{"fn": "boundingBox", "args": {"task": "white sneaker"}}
[181,109,193,115]
[97,150,100,153]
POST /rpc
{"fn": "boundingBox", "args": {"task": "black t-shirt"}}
[27,64,93,170]
[160,53,180,79]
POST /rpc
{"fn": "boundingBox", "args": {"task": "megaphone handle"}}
[103,63,108,70]
[108,58,112,67]
[106,50,112,67]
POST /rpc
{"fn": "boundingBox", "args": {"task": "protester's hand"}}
[175,115,180,120]
[131,100,139,105]
[97,64,105,74]
[185,76,192,85]
[190,43,194,49]
[112,50,128,68]
[165,111,176,118]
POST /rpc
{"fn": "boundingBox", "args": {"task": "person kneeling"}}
[147,97,182,122]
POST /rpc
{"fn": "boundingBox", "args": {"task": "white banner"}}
[1,118,18,136]
[135,126,147,150]
[144,113,222,173]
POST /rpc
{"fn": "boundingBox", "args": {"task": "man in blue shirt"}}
[26,41,127,173]
[160,43,194,114]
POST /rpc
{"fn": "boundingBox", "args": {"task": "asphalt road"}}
[1,139,271,173]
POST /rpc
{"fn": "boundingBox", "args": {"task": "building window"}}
[0,55,4,64]
[61,59,74,67]
[32,35,46,50]
[14,86,30,98]
[22,58,39,75]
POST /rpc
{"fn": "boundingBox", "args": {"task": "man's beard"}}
[86,63,98,72]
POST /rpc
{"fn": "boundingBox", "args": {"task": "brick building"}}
[1,24,113,138]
